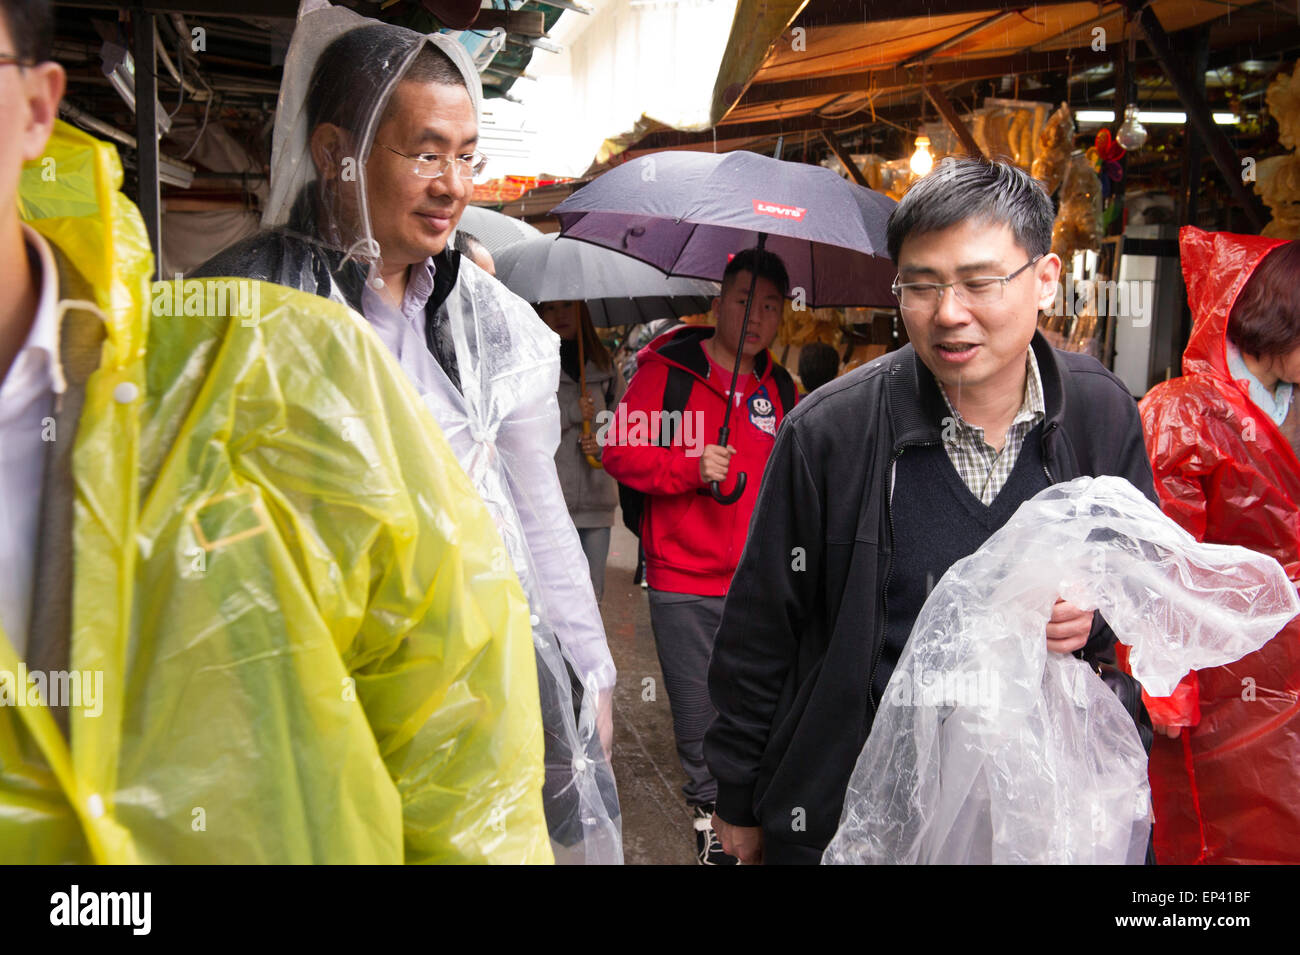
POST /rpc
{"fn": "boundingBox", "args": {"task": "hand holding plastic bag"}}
[823,476,1300,865]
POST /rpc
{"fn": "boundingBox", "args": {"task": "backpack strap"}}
[769,362,796,416]
[660,364,695,446]
[603,371,616,411]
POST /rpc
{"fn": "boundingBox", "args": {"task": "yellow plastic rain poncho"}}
[0,119,552,864]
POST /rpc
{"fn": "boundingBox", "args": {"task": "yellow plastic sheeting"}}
[0,120,551,864]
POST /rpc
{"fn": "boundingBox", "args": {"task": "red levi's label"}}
[752,198,807,221]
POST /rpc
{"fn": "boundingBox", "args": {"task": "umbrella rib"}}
[673,219,701,281]
[808,239,817,312]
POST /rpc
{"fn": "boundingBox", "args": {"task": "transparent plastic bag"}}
[823,476,1300,865]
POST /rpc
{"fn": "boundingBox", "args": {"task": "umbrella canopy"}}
[494,232,719,327]
[550,150,898,308]
[456,205,543,255]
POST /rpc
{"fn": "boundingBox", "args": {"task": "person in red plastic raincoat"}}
[1138,226,1300,864]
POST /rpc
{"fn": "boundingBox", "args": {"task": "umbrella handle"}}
[709,472,746,505]
[577,320,603,470]
[708,424,746,504]
[581,418,604,470]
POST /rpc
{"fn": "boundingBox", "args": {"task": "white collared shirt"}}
[0,225,61,658]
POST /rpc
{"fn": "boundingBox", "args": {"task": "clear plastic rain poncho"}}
[196,0,620,862]
[822,476,1300,865]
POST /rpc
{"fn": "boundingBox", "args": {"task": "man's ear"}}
[1035,252,1063,311]
[309,123,349,181]
[22,61,65,163]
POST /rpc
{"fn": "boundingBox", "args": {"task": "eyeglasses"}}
[0,53,35,68]
[377,143,488,180]
[891,254,1044,313]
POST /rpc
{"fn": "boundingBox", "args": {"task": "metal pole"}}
[709,136,784,505]
[132,10,160,280]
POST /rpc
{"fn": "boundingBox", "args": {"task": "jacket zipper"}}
[1041,420,1091,662]
[1041,420,1059,484]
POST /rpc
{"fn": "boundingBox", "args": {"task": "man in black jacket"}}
[704,158,1157,864]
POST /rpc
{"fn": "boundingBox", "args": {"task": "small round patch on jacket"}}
[748,387,777,437]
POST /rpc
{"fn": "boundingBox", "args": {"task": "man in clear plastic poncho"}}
[0,0,550,863]
[194,1,621,863]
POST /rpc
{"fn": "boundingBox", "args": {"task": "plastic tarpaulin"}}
[823,476,1299,865]
[1138,226,1300,863]
[1,119,551,863]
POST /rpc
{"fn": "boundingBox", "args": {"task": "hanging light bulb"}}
[1116,104,1148,152]
[910,135,934,176]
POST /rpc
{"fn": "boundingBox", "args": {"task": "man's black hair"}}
[885,156,1054,264]
[722,247,790,298]
[454,230,486,258]
[0,0,53,64]
[798,342,840,394]
[306,26,468,135]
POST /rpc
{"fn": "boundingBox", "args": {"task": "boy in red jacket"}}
[602,249,796,863]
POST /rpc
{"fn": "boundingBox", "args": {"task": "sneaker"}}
[693,803,738,865]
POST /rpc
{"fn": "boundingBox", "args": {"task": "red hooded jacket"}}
[1137,226,1300,863]
[602,325,793,596]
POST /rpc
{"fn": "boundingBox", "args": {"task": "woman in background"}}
[539,300,624,602]
[1138,228,1300,863]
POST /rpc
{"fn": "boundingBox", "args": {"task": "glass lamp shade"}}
[1116,105,1148,151]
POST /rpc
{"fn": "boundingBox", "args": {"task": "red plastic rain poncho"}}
[1138,226,1300,863]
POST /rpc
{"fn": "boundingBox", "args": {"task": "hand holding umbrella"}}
[577,337,602,470]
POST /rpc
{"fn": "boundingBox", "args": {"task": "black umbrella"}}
[551,143,897,503]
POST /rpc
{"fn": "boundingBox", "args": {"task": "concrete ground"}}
[601,517,698,865]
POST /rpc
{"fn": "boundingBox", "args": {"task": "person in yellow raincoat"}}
[0,0,550,864]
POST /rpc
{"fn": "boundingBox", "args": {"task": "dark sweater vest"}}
[871,422,1051,701]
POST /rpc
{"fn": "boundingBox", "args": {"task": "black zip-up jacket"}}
[703,332,1157,864]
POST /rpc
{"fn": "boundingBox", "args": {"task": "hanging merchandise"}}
[969,98,1049,171]
[1255,61,1300,238]
[1031,102,1075,194]
[823,477,1300,865]
[1087,128,1126,199]
[1051,151,1104,262]
[777,302,841,348]
[879,158,916,200]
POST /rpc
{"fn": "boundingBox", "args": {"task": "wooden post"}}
[1178,26,1211,228]
[923,84,984,158]
[820,129,870,187]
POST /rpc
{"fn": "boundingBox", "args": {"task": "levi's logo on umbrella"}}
[752,199,807,221]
